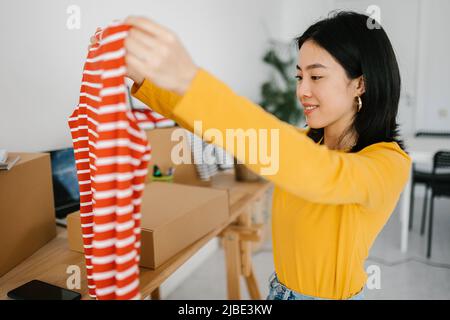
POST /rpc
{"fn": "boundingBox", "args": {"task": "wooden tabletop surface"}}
[0,172,272,300]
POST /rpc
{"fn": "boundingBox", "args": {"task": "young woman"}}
[93,11,411,300]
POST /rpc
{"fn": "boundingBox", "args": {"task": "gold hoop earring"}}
[357,96,362,112]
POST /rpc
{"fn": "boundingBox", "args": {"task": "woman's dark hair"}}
[295,10,406,153]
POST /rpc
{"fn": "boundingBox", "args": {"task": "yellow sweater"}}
[132,68,412,299]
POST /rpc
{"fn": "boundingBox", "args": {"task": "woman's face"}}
[296,40,364,129]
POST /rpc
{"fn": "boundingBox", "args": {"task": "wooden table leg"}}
[222,229,241,300]
[239,209,262,300]
[150,287,160,300]
[221,203,264,300]
[238,211,252,277]
[244,268,261,300]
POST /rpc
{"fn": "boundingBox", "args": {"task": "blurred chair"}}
[425,151,450,258]
[408,163,433,233]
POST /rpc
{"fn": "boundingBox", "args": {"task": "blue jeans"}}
[266,272,365,300]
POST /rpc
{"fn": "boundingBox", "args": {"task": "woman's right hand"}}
[89,32,145,87]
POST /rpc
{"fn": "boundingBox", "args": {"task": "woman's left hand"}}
[124,16,199,95]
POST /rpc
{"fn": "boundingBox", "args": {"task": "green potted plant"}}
[259,41,304,125]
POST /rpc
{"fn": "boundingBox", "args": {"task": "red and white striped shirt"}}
[68,22,151,300]
[132,108,175,130]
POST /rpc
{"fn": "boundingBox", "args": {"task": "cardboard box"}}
[145,127,211,187]
[67,181,229,269]
[145,127,246,207]
[0,152,56,277]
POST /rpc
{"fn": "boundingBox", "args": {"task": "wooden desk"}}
[0,172,272,300]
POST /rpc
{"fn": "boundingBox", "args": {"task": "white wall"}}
[0,0,281,152]
[5,0,445,150]
[414,0,450,133]
[279,0,450,135]
[0,0,283,299]
[279,0,334,43]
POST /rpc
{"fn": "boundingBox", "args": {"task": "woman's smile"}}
[304,105,319,115]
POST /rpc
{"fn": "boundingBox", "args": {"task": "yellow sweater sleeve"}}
[131,79,197,131]
[132,68,412,210]
[131,78,181,118]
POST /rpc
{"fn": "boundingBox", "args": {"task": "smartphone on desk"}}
[7,280,81,300]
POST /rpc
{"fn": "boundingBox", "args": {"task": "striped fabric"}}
[132,109,156,130]
[185,130,218,181]
[214,146,235,170]
[68,23,151,300]
[131,108,175,130]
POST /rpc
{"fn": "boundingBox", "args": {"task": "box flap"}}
[1,152,47,168]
